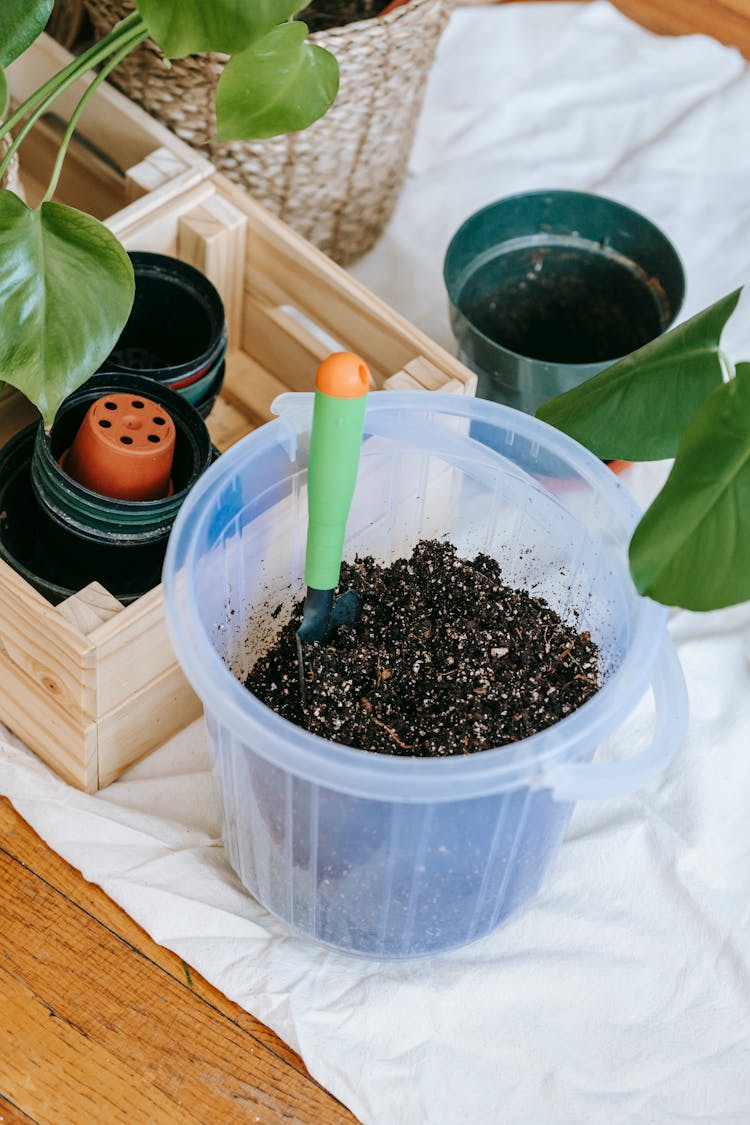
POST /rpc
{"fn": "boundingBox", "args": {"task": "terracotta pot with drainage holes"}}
[61,392,177,501]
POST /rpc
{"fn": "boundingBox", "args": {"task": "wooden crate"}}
[6,33,214,233]
[0,162,477,792]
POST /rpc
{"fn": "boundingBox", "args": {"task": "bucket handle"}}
[541,638,688,801]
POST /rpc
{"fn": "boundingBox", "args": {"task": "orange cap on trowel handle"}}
[61,393,176,502]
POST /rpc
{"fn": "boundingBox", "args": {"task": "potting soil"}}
[245,540,600,756]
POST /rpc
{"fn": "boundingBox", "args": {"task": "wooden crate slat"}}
[217,179,475,393]
[241,294,335,391]
[96,665,202,789]
[108,172,216,244]
[0,647,97,792]
[0,561,94,720]
[205,394,256,453]
[178,193,248,349]
[221,350,291,428]
[124,146,195,204]
[89,588,175,719]
[57,583,126,637]
[6,33,208,173]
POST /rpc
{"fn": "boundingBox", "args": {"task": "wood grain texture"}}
[0,797,358,1125]
[5,4,750,1118]
[503,0,750,57]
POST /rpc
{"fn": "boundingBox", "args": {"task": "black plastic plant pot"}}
[0,426,86,605]
[103,252,227,417]
[443,189,685,416]
[17,373,213,606]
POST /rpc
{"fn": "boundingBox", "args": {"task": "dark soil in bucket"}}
[245,541,600,756]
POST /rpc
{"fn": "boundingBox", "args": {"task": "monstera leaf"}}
[537,290,741,461]
[0,0,53,67]
[629,363,750,610]
[135,0,305,57]
[215,22,338,141]
[0,192,134,426]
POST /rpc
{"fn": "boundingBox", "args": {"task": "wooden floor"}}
[605,0,750,57]
[0,797,356,1123]
[4,1,750,1121]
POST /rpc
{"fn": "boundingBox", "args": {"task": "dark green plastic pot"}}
[443,190,685,415]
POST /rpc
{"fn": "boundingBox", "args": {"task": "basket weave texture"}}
[81,0,451,264]
[48,0,88,48]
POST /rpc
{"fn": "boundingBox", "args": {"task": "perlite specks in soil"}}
[245,540,600,757]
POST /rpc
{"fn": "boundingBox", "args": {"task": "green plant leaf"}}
[629,362,750,610]
[0,67,7,119]
[135,0,304,58]
[0,191,134,427]
[536,289,742,461]
[215,23,338,141]
[0,0,53,67]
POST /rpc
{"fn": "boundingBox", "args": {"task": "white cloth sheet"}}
[3,4,750,1122]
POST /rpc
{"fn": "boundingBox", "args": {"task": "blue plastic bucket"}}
[163,392,687,958]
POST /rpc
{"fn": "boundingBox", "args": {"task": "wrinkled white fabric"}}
[2,4,750,1123]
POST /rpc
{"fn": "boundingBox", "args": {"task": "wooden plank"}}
[206,393,256,452]
[14,115,124,220]
[0,828,357,1124]
[221,349,290,428]
[89,587,175,717]
[216,176,475,394]
[0,646,96,791]
[403,356,477,396]
[107,170,216,245]
[6,34,209,171]
[0,797,334,1083]
[96,663,202,787]
[56,582,126,637]
[0,560,94,722]
[124,146,192,203]
[382,370,424,392]
[503,0,750,57]
[242,293,339,391]
[0,1092,38,1124]
[178,193,248,349]
[603,0,750,56]
[2,968,196,1124]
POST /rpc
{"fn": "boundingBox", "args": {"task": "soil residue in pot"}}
[244,541,600,757]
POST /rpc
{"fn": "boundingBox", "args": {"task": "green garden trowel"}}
[296,352,370,702]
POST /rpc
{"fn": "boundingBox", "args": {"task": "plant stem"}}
[1,13,142,139]
[43,28,149,202]
[719,349,734,382]
[0,14,146,184]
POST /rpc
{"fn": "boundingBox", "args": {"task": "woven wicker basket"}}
[80,0,452,264]
[48,0,88,49]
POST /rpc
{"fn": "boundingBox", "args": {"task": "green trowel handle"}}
[305,353,370,591]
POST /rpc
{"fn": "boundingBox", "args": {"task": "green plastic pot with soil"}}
[443,190,685,418]
[162,385,688,959]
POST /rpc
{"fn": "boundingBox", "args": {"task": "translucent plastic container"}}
[163,392,687,959]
